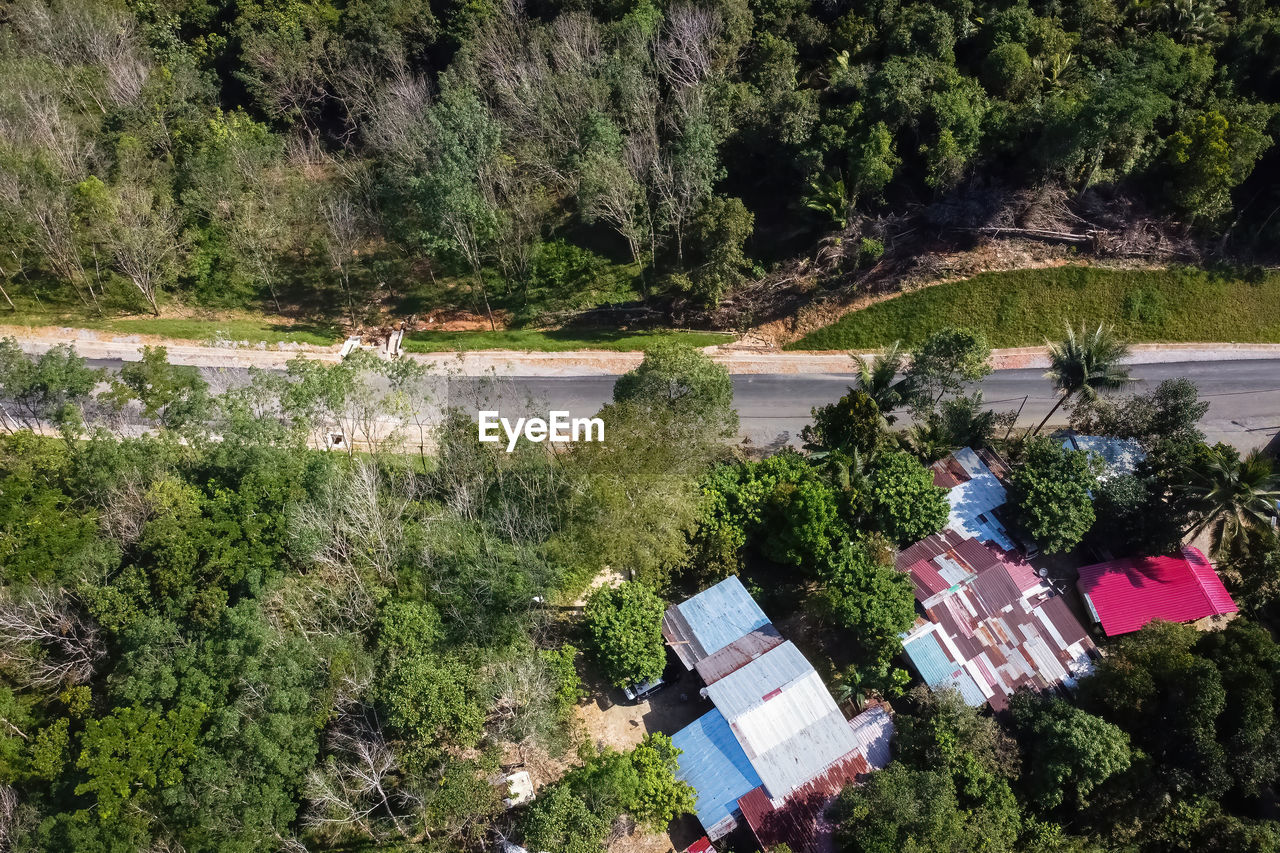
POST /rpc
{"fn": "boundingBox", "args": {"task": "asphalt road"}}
[442,359,1280,452]
[87,358,1280,452]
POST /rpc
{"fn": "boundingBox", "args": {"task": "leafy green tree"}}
[865,450,949,546]
[819,538,916,673]
[521,782,613,853]
[75,704,207,822]
[1165,105,1272,221]
[679,195,755,305]
[907,328,992,408]
[1007,437,1099,553]
[1009,693,1132,812]
[108,346,212,432]
[613,343,737,438]
[583,582,666,688]
[373,601,485,754]
[803,389,883,455]
[0,339,103,432]
[1034,322,1132,434]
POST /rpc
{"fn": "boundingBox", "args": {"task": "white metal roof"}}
[1063,435,1147,481]
[705,641,861,800]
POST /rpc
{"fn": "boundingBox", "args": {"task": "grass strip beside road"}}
[401,328,735,353]
[787,266,1280,350]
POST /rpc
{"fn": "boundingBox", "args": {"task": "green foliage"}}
[789,268,1280,351]
[1009,693,1132,812]
[818,538,916,668]
[802,389,884,455]
[108,346,213,431]
[1007,437,1099,553]
[613,343,737,436]
[906,327,992,407]
[373,601,484,753]
[583,582,666,688]
[864,450,949,546]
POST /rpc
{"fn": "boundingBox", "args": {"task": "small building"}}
[662,576,774,671]
[896,532,1096,711]
[930,447,1021,552]
[666,582,893,851]
[1076,547,1239,637]
[1061,434,1146,481]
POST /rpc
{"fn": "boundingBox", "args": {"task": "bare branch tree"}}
[0,587,105,690]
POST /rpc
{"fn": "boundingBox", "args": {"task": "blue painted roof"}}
[902,631,986,706]
[672,709,763,832]
[677,576,771,657]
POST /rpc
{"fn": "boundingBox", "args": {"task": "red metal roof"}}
[736,751,870,853]
[1076,547,1238,636]
[684,837,715,853]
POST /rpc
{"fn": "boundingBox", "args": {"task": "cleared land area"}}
[401,329,734,352]
[787,267,1280,350]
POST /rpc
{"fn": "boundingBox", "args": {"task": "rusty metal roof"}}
[898,536,1097,707]
[695,624,785,686]
[735,707,894,853]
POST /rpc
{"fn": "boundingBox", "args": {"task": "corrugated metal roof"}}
[898,533,1095,709]
[940,448,1019,550]
[1063,434,1146,480]
[663,605,708,670]
[706,642,861,800]
[1076,547,1238,636]
[695,624,785,686]
[670,576,770,664]
[736,707,895,853]
[672,709,763,838]
[847,705,893,771]
[684,838,715,853]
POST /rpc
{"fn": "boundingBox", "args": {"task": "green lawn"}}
[787,266,1280,350]
[4,297,343,346]
[101,317,342,346]
[401,328,735,353]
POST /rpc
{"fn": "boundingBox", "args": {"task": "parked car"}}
[622,675,665,703]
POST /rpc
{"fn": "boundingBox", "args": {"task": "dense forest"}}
[2,330,1280,851]
[1,0,1278,329]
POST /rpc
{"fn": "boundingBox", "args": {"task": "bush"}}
[865,451,949,545]
[583,582,667,687]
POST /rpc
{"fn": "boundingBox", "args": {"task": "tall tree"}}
[1182,447,1280,558]
[1034,323,1132,435]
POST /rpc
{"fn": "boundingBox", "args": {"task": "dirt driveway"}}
[575,665,715,853]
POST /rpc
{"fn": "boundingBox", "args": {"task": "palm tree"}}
[852,342,913,423]
[1182,448,1280,557]
[1032,322,1132,435]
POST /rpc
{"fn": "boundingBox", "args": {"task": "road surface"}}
[86,357,1280,452]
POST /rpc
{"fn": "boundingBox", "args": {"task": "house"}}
[1076,547,1239,636]
[1061,433,1146,481]
[929,447,1022,553]
[665,579,892,851]
[895,531,1096,711]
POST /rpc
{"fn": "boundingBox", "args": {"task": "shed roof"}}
[706,641,861,801]
[1076,547,1238,636]
[663,576,771,670]
[695,624,785,686]
[735,706,894,853]
[1062,434,1146,480]
[672,709,763,839]
[938,448,1017,550]
[896,535,1096,708]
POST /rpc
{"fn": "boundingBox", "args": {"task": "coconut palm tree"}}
[852,341,914,423]
[1032,322,1132,435]
[1182,447,1280,557]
